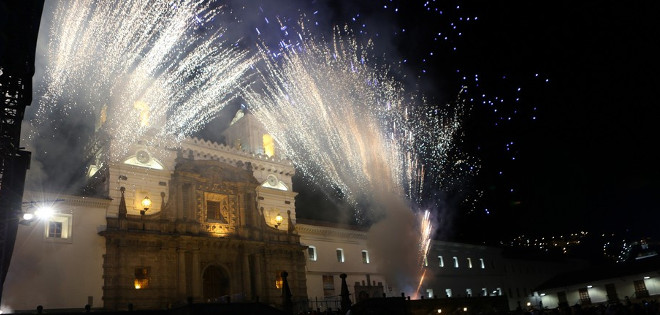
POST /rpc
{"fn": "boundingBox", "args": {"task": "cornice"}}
[181,137,295,175]
[296,223,368,242]
[23,192,112,209]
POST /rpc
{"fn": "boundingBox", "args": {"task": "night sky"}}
[293,1,660,242]
[21,1,660,244]
[449,1,660,241]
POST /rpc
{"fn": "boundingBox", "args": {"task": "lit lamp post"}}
[141,196,151,215]
[275,214,283,229]
[141,196,151,230]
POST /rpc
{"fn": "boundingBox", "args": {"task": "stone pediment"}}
[176,160,258,185]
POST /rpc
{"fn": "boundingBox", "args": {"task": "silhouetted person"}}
[281,271,293,314]
[340,273,351,314]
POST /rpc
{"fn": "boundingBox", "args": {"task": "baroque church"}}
[2,108,596,313]
[6,109,311,311]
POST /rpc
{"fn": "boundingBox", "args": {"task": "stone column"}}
[242,252,251,300]
[177,249,186,299]
[254,252,264,301]
[175,181,184,219]
[191,249,201,301]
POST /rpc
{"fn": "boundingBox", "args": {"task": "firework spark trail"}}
[38,0,254,158]
[415,210,433,296]
[246,26,464,222]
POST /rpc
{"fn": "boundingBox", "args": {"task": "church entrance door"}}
[202,265,230,302]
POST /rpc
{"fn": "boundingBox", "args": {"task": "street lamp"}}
[140,196,151,230]
[275,214,283,229]
[141,196,151,215]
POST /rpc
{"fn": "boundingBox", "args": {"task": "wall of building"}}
[536,274,660,309]
[1,193,110,312]
[297,221,586,312]
[297,222,388,308]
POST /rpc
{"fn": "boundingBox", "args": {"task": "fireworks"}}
[245,26,464,222]
[37,0,254,159]
[415,210,433,296]
[34,1,467,296]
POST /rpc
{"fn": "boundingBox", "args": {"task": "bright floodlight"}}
[22,213,34,221]
[34,206,54,219]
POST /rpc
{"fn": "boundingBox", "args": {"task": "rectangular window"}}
[557,291,568,306]
[445,288,452,298]
[467,257,473,268]
[207,200,221,220]
[479,258,485,269]
[466,288,472,297]
[361,250,370,264]
[308,246,317,261]
[426,289,434,298]
[134,267,150,289]
[205,193,231,223]
[48,221,62,238]
[453,256,459,268]
[579,288,591,304]
[605,283,619,303]
[481,288,487,296]
[496,288,502,296]
[438,256,444,267]
[322,275,335,296]
[634,280,650,298]
[45,213,72,241]
[263,134,275,157]
[275,271,284,289]
[336,248,344,263]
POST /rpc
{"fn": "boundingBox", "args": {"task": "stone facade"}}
[100,159,307,310]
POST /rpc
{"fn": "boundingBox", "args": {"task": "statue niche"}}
[173,159,260,236]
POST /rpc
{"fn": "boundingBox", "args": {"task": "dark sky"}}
[296,1,660,242]
[443,1,660,241]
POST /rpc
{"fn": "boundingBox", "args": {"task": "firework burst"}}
[245,26,464,222]
[36,0,254,159]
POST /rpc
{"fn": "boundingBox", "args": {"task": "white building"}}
[531,256,660,310]
[2,110,586,313]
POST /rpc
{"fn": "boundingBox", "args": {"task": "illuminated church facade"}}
[1,110,605,313]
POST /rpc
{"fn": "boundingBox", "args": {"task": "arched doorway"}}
[202,265,230,302]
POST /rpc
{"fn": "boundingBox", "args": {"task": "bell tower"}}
[83,105,176,218]
[218,108,298,231]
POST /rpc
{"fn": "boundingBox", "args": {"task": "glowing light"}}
[22,213,34,221]
[37,0,255,159]
[133,101,150,127]
[263,134,275,157]
[141,196,152,210]
[35,206,54,220]
[415,210,433,296]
